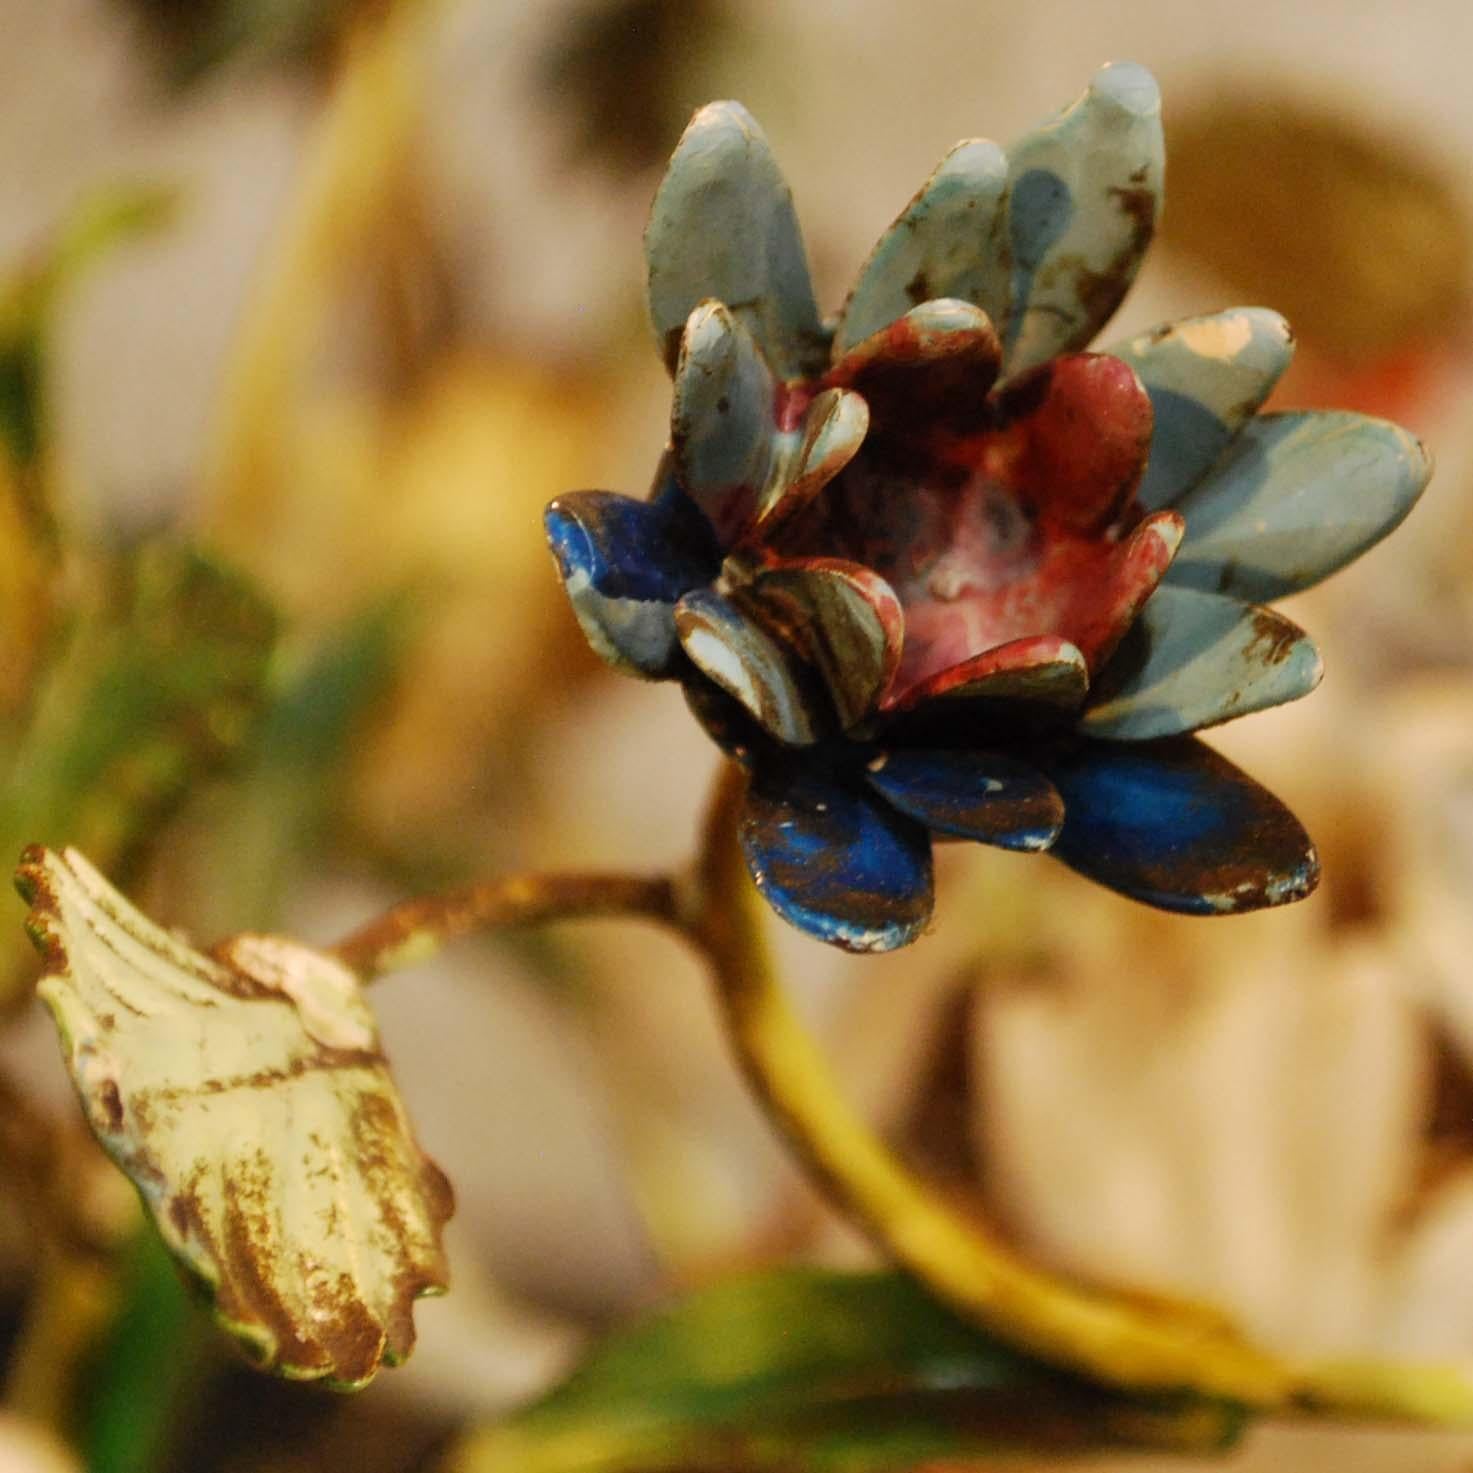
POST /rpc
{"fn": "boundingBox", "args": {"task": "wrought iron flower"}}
[546,63,1431,952]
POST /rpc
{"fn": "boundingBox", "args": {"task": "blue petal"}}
[835,138,1009,356]
[646,102,828,381]
[683,678,767,765]
[864,748,1063,851]
[1083,585,1322,740]
[1165,411,1432,601]
[672,301,778,541]
[1106,309,1295,511]
[741,766,933,952]
[675,589,824,745]
[1003,62,1163,375]
[545,483,721,677]
[1046,737,1319,914]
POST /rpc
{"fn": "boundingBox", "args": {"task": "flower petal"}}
[990,353,1153,534]
[740,765,933,951]
[646,102,828,381]
[1062,509,1183,671]
[545,482,721,677]
[864,748,1063,851]
[683,678,766,765]
[751,388,869,536]
[1083,585,1323,740]
[1003,61,1163,375]
[739,558,903,728]
[676,588,823,745]
[671,301,778,541]
[826,299,1002,439]
[886,633,1087,713]
[1045,736,1319,914]
[1165,412,1432,601]
[1106,309,1295,512]
[835,138,1010,356]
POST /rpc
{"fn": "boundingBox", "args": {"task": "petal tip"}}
[1145,509,1186,560]
[691,98,759,130]
[544,499,592,579]
[754,871,931,952]
[1208,841,1321,913]
[1091,61,1161,118]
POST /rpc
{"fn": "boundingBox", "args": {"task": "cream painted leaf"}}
[17,845,453,1388]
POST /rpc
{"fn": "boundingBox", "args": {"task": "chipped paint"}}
[1047,737,1321,915]
[1107,308,1295,511]
[1173,315,1257,359]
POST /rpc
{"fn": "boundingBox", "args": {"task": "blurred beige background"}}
[8,2,1473,1470]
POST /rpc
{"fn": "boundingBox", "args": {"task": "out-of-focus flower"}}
[545,63,1431,952]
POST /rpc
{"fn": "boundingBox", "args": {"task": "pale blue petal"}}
[1083,585,1322,740]
[1166,412,1432,601]
[835,139,1009,356]
[1003,62,1163,375]
[646,102,827,381]
[1106,308,1295,511]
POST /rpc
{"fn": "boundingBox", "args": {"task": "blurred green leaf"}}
[0,184,177,715]
[452,1268,1249,1472]
[175,595,412,936]
[81,1226,201,1473]
[0,539,278,1000]
[0,183,176,478]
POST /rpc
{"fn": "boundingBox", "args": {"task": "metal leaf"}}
[18,846,452,1388]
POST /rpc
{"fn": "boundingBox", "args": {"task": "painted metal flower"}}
[545,63,1431,952]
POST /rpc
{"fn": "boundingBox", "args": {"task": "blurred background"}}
[6,0,1473,1468]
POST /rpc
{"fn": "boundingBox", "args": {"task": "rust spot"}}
[904,268,931,305]
[98,1079,124,1133]
[218,1152,332,1374]
[167,1192,193,1241]
[1055,186,1158,343]
[1245,609,1299,665]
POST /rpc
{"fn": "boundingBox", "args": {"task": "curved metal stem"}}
[685,763,1296,1406]
[327,760,1473,1421]
[332,871,679,979]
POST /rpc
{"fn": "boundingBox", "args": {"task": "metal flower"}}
[545,63,1431,952]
